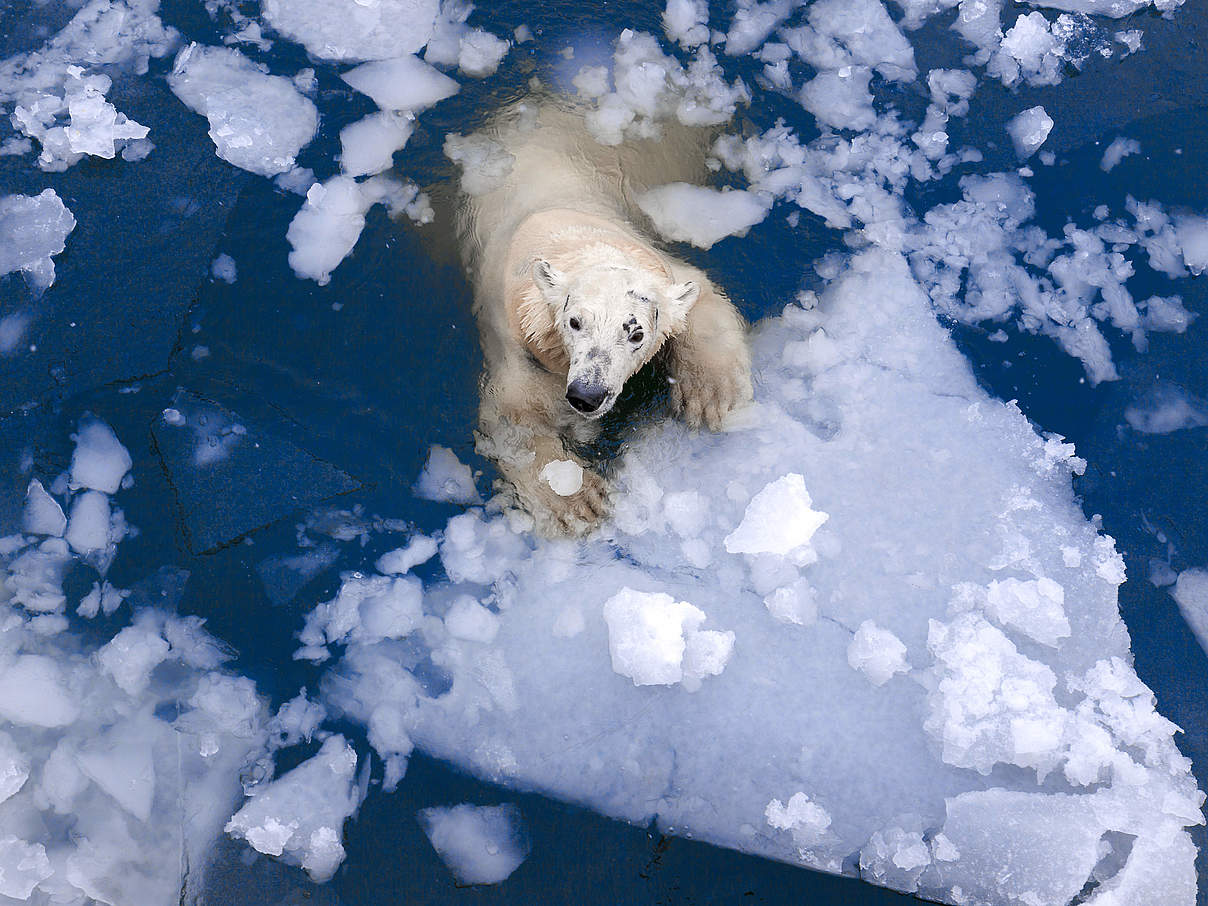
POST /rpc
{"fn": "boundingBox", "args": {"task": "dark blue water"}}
[3,0,1208,903]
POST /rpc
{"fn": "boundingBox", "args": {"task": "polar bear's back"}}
[459,97,713,280]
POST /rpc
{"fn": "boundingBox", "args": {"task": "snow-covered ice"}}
[260,0,440,62]
[341,55,459,113]
[417,803,529,885]
[339,112,415,178]
[169,44,319,177]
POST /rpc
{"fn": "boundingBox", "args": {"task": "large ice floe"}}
[304,250,1203,904]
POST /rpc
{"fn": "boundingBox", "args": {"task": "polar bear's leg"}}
[666,272,754,431]
[475,357,609,535]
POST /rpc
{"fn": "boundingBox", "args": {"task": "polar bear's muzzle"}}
[566,378,612,416]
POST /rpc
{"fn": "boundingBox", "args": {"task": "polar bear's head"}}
[528,258,699,419]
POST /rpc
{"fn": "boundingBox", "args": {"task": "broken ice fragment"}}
[602,587,732,689]
[68,418,131,494]
[847,620,910,686]
[341,55,459,112]
[22,480,66,536]
[414,445,481,504]
[724,473,828,556]
[1007,105,1054,159]
[417,804,529,885]
[0,190,77,293]
[637,183,772,249]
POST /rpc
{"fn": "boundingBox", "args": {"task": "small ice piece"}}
[1171,570,1208,656]
[602,587,732,689]
[22,479,66,536]
[339,111,415,177]
[211,253,237,283]
[169,44,319,177]
[415,445,481,504]
[637,184,771,249]
[225,735,361,882]
[984,577,1071,647]
[765,792,831,847]
[261,0,440,62]
[444,597,501,644]
[725,0,795,56]
[96,621,171,695]
[64,490,112,556]
[341,55,459,112]
[417,804,529,885]
[572,65,611,98]
[1100,136,1140,172]
[847,620,910,686]
[724,473,828,557]
[539,460,583,496]
[286,175,403,285]
[0,189,77,293]
[376,535,439,574]
[0,655,79,727]
[1123,384,1208,434]
[1006,106,1054,159]
[664,0,710,48]
[455,29,510,77]
[69,418,131,493]
[763,580,818,625]
[444,133,515,196]
[298,574,424,652]
[1174,213,1208,275]
[0,838,51,899]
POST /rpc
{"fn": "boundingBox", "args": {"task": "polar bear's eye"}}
[630,330,644,344]
[569,317,581,331]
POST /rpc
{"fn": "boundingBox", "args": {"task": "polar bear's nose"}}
[567,380,608,414]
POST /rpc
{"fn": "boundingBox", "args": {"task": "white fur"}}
[458,98,753,535]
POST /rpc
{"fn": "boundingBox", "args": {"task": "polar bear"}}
[457,99,752,535]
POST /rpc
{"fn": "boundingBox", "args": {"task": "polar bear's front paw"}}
[523,465,610,537]
[670,359,753,432]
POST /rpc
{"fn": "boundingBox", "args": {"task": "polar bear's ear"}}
[532,259,565,300]
[666,281,700,320]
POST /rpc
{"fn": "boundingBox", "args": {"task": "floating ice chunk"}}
[799,67,876,131]
[572,65,611,98]
[96,620,171,695]
[342,55,459,112]
[225,735,361,882]
[983,577,1072,647]
[377,535,439,574]
[76,723,157,820]
[724,473,828,557]
[637,183,771,249]
[847,620,909,686]
[1174,213,1208,275]
[454,29,510,77]
[417,803,529,885]
[763,580,818,625]
[0,733,30,805]
[415,445,481,504]
[444,132,515,196]
[169,44,319,177]
[0,190,77,293]
[22,479,66,536]
[69,418,132,494]
[1007,105,1054,158]
[339,111,415,177]
[664,0,710,48]
[260,0,440,61]
[765,792,832,847]
[1171,569,1208,656]
[725,0,795,56]
[211,253,237,283]
[284,176,377,285]
[64,490,112,557]
[298,573,424,657]
[1101,136,1141,172]
[989,12,1065,87]
[602,587,732,689]
[0,655,79,728]
[1124,383,1208,434]
[0,838,51,899]
[539,460,584,496]
[445,597,501,644]
[5,540,72,613]
[783,0,917,79]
